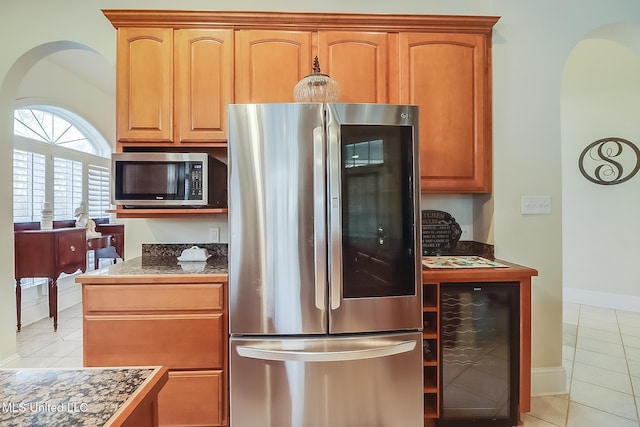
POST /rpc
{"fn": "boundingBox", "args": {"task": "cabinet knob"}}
[70,245,76,252]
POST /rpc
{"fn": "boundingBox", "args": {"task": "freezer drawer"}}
[230,331,423,427]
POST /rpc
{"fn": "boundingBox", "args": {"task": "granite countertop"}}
[0,367,166,427]
[98,255,228,276]
[81,243,229,277]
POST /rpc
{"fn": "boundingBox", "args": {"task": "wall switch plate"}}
[209,227,220,243]
[521,196,552,215]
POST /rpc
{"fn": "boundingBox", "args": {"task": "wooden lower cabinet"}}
[422,261,537,426]
[422,282,440,423]
[80,277,228,427]
[158,370,223,427]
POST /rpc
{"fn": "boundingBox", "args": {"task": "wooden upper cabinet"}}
[235,30,312,103]
[174,29,233,143]
[399,32,492,193]
[116,27,173,143]
[318,31,389,103]
[105,10,498,197]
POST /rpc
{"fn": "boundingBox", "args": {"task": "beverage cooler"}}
[438,282,520,427]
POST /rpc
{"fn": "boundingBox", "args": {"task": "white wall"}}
[2,0,639,397]
[562,34,640,311]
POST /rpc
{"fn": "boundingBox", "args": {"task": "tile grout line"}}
[615,308,640,424]
[563,304,580,427]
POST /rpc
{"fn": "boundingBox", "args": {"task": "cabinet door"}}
[399,32,491,193]
[318,31,389,103]
[235,30,312,103]
[175,29,233,143]
[116,28,174,143]
[158,370,224,426]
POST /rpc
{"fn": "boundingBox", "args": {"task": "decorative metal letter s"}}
[578,137,640,185]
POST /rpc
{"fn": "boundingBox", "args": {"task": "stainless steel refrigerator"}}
[228,103,423,427]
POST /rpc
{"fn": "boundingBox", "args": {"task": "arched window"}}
[13,105,112,222]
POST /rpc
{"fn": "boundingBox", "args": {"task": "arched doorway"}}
[561,24,640,310]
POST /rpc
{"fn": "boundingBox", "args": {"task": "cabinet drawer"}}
[83,283,224,312]
[84,314,224,369]
[158,370,224,427]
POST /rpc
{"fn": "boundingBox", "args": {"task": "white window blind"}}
[53,157,83,220]
[88,164,110,218]
[13,149,46,222]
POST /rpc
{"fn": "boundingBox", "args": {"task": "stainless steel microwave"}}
[112,152,227,208]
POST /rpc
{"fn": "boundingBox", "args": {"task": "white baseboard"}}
[531,366,568,397]
[564,287,640,313]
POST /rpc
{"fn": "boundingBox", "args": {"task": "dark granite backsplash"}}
[142,243,228,259]
[141,239,493,264]
[426,240,495,259]
[420,209,494,258]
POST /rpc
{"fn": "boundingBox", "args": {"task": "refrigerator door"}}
[228,103,327,335]
[326,103,422,333]
[230,332,423,427]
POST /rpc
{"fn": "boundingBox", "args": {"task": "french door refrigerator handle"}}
[327,119,341,310]
[313,126,326,310]
[236,340,417,362]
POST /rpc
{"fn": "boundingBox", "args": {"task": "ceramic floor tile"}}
[19,357,59,368]
[618,312,640,325]
[15,326,60,343]
[24,316,58,330]
[580,304,616,314]
[572,361,633,394]
[574,348,629,374]
[563,303,580,325]
[562,344,575,361]
[28,338,82,359]
[570,378,637,420]
[624,335,640,349]
[628,360,640,378]
[578,325,623,345]
[631,376,640,396]
[16,339,54,357]
[528,395,569,426]
[521,413,564,426]
[56,316,82,331]
[58,304,82,318]
[621,324,640,338]
[580,306,618,323]
[563,331,577,347]
[67,345,83,358]
[49,356,83,368]
[575,336,626,358]
[566,402,639,427]
[61,328,83,341]
[625,346,640,362]
[577,317,620,333]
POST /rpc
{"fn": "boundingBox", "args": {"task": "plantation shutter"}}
[53,157,83,220]
[13,149,46,222]
[88,164,111,218]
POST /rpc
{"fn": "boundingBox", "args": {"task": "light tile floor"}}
[16,302,640,426]
[521,302,640,427]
